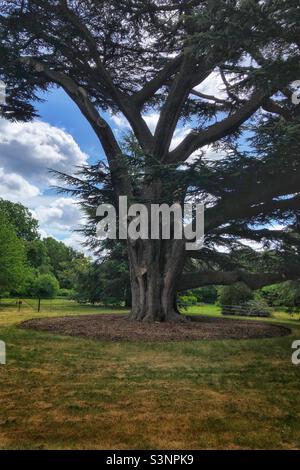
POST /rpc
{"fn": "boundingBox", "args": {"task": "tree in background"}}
[1,1,300,321]
[0,198,91,297]
[25,239,51,272]
[74,255,130,306]
[0,212,27,294]
[261,281,300,311]
[0,199,39,241]
[32,274,59,311]
[192,286,218,305]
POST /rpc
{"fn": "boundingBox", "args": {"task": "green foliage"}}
[0,199,39,241]
[261,281,300,310]
[218,282,254,307]
[42,237,79,281]
[34,237,88,290]
[242,299,270,317]
[73,264,103,304]
[0,212,27,294]
[73,257,130,306]
[0,199,91,297]
[192,286,218,304]
[25,239,51,271]
[260,284,281,307]
[178,295,198,310]
[10,268,36,298]
[57,288,75,299]
[32,274,59,299]
[178,286,217,310]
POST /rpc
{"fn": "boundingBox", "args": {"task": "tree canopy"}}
[0,199,39,241]
[0,212,27,294]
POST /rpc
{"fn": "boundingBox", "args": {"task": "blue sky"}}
[36,87,104,163]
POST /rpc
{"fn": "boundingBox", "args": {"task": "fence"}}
[221,304,270,317]
[0,298,72,313]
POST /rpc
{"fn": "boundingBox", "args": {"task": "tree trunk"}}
[127,238,185,322]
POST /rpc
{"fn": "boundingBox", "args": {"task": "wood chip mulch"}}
[19,314,291,342]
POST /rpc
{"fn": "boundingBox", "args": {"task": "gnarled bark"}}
[127,238,185,322]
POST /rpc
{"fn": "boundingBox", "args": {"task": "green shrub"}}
[178,295,198,310]
[218,282,254,307]
[260,281,300,308]
[260,284,281,306]
[191,286,218,304]
[32,274,59,299]
[242,299,270,317]
[57,288,74,298]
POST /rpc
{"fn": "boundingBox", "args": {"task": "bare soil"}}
[20,314,291,342]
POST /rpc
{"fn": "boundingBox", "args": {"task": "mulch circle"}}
[19,314,291,342]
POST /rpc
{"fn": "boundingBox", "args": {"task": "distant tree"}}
[11,268,37,298]
[193,286,218,304]
[42,237,84,287]
[72,240,131,306]
[26,239,51,271]
[261,281,300,310]
[0,199,39,241]
[73,260,126,306]
[33,274,59,298]
[32,274,59,311]
[58,256,91,290]
[0,212,26,294]
[73,263,103,304]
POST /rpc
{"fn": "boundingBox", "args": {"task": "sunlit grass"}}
[0,299,300,449]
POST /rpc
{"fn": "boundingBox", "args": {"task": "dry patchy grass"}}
[0,299,300,449]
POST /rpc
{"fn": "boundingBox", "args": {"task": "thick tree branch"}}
[133,55,183,107]
[206,192,300,233]
[168,90,268,163]
[20,57,131,195]
[153,55,198,160]
[178,269,300,291]
[59,1,154,151]
[190,89,229,104]
[262,98,292,120]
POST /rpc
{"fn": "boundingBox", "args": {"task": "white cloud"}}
[0,118,88,189]
[0,118,90,253]
[30,196,86,243]
[194,70,228,100]
[63,231,91,256]
[111,113,129,129]
[0,167,40,202]
[170,127,191,151]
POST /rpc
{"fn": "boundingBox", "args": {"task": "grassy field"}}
[0,298,300,449]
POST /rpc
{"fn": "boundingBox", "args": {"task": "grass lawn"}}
[0,298,300,449]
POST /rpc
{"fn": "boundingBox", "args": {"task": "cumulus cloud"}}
[63,231,91,255]
[30,196,86,241]
[0,118,88,188]
[0,167,40,202]
[0,118,89,253]
[170,127,191,151]
[110,113,129,130]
